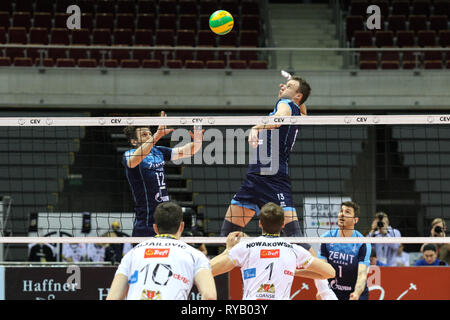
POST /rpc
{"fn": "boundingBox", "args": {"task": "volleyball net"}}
[0,114,450,261]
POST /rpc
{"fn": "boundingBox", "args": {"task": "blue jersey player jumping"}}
[220,76,311,240]
[122,111,204,237]
[318,201,372,300]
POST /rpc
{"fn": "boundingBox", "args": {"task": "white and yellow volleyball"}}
[209,10,234,35]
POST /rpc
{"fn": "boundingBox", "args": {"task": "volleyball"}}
[209,10,234,35]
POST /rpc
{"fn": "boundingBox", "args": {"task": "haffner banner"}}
[302,196,351,252]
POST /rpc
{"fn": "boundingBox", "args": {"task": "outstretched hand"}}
[154,111,174,142]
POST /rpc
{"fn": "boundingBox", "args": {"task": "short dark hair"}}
[259,202,285,234]
[154,202,183,234]
[341,201,360,218]
[291,76,311,105]
[423,244,437,253]
[123,126,149,141]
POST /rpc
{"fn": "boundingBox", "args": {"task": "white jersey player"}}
[115,235,211,300]
[229,235,314,300]
[107,202,217,300]
[211,202,336,300]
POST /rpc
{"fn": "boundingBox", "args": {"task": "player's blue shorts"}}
[231,172,295,216]
[132,208,156,237]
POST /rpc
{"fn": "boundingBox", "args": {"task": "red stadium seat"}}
[51,28,70,45]
[402,46,421,69]
[78,59,98,68]
[72,29,91,45]
[241,0,260,15]
[55,0,73,13]
[424,60,443,69]
[381,60,400,69]
[35,0,53,12]
[117,14,135,30]
[248,60,268,69]
[218,31,238,47]
[438,30,450,47]
[114,29,133,46]
[412,0,431,16]
[397,31,415,47]
[142,59,161,68]
[0,27,6,44]
[96,13,114,31]
[446,59,450,69]
[199,0,218,15]
[241,15,261,32]
[392,0,411,16]
[409,15,427,34]
[0,0,13,13]
[423,46,443,62]
[359,46,378,62]
[381,46,400,63]
[206,60,226,68]
[387,15,406,34]
[155,29,174,46]
[196,46,217,62]
[167,59,183,68]
[133,47,153,62]
[199,15,210,30]
[111,46,132,62]
[13,12,31,31]
[33,12,52,30]
[177,29,196,46]
[15,0,34,13]
[69,46,89,62]
[34,57,54,67]
[54,13,70,29]
[101,59,119,68]
[375,31,394,47]
[239,47,258,62]
[137,14,155,30]
[0,57,11,66]
[92,29,112,45]
[359,60,378,69]
[8,27,27,44]
[179,15,197,30]
[229,59,247,69]
[353,31,373,47]
[222,0,240,16]
[158,14,177,30]
[240,30,259,47]
[349,0,368,16]
[29,27,49,45]
[56,58,76,67]
[121,59,141,68]
[434,0,450,16]
[429,15,448,33]
[175,48,195,63]
[14,57,33,67]
[159,0,177,14]
[134,29,153,45]
[417,30,436,46]
[97,0,116,14]
[138,0,157,15]
[81,13,94,31]
[179,0,198,15]
[197,30,217,46]
[0,12,10,30]
[78,0,95,13]
[117,0,137,15]
[185,59,205,68]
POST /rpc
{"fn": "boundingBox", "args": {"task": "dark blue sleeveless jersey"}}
[122,146,173,225]
[318,229,371,300]
[247,98,300,177]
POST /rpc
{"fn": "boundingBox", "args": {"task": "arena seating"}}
[0,0,267,69]
[345,0,450,70]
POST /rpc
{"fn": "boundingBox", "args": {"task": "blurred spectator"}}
[28,243,57,262]
[62,243,86,262]
[414,244,448,266]
[420,218,450,265]
[103,221,132,264]
[86,243,106,262]
[370,248,388,266]
[367,212,402,266]
[393,244,410,266]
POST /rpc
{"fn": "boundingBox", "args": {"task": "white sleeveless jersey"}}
[228,236,314,300]
[115,236,210,300]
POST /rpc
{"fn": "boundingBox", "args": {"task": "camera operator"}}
[367,212,402,266]
[420,218,450,265]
